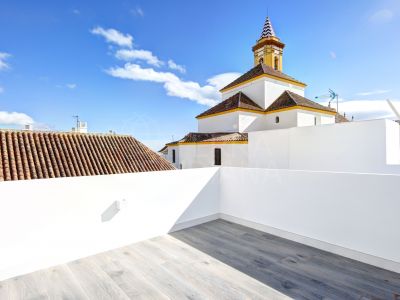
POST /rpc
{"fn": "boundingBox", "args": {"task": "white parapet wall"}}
[1,166,400,280]
[248,119,400,174]
[220,167,400,273]
[0,168,220,281]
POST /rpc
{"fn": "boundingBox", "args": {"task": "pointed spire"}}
[260,16,276,39]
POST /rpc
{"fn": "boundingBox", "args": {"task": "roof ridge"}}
[0,129,132,137]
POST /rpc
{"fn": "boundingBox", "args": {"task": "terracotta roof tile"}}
[266,90,336,113]
[196,92,263,118]
[197,90,335,118]
[335,113,349,123]
[221,63,306,91]
[168,132,248,145]
[0,130,174,182]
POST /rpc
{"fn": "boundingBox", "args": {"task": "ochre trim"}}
[265,106,337,116]
[220,73,306,93]
[197,108,263,119]
[252,38,285,51]
[196,105,336,119]
[167,141,248,146]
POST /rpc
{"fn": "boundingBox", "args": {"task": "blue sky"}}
[0,0,399,149]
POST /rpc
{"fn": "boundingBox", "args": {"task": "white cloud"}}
[91,27,133,48]
[370,9,394,23]
[0,86,3,93]
[356,89,391,96]
[318,99,400,120]
[0,52,11,71]
[107,63,176,83]
[131,7,144,17]
[329,51,337,59]
[66,83,77,89]
[107,63,241,106]
[0,111,34,125]
[116,49,163,67]
[206,73,241,90]
[168,60,186,73]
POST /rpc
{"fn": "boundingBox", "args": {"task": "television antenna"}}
[315,89,339,112]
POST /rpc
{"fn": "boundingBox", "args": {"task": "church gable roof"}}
[220,63,306,92]
[0,130,174,182]
[266,90,336,114]
[196,92,263,119]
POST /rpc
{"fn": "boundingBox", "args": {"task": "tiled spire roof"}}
[0,130,174,181]
[260,16,276,39]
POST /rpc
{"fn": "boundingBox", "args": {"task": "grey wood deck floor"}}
[1,219,400,300]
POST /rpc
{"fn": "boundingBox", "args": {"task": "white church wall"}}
[321,115,335,125]
[264,78,305,109]
[197,112,239,133]
[221,78,265,108]
[248,119,400,174]
[238,112,265,132]
[166,145,180,168]
[297,111,317,126]
[264,110,298,129]
[174,144,248,169]
[297,110,335,127]
[238,110,301,132]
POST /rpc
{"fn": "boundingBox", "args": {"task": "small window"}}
[258,57,264,64]
[314,117,317,126]
[274,57,279,70]
[172,149,176,163]
[214,148,221,166]
[275,116,280,123]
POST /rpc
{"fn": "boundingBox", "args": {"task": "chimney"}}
[24,124,33,131]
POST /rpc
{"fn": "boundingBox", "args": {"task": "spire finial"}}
[260,16,276,39]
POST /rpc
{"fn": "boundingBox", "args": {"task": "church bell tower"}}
[252,17,285,71]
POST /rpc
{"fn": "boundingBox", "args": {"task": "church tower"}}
[252,17,285,71]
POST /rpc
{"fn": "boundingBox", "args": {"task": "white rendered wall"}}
[198,111,239,133]
[221,78,265,108]
[198,109,334,134]
[238,112,264,132]
[173,144,248,169]
[249,119,400,174]
[2,166,400,280]
[222,77,305,109]
[0,168,220,281]
[264,79,305,109]
[220,167,400,273]
[297,110,335,127]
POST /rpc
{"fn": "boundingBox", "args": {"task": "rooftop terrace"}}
[1,220,399,299]
[0,167,399,299]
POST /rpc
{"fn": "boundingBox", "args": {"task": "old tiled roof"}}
[335,113,349,123]
[221,63,306,91]
[197,90,335,118]
[266,90,336,113]
[168,132,248,145]
[0,130,174,182]
[196,92,263,118]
